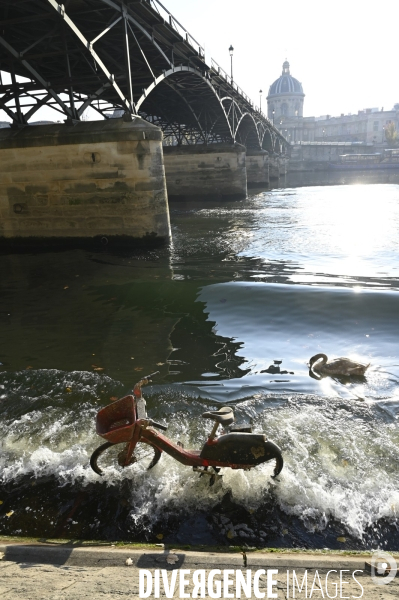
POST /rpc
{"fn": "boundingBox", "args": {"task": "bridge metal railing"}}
[210,57,272,124]
[148,0,205,58]
[148,0,274,129]
[210,58,250,103]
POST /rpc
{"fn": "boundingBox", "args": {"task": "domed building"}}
[266,60,399,152]
[267,61,304,121]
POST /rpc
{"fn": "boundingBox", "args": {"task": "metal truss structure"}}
[0,0,288,153]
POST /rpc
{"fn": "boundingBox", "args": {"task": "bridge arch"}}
[235,113,261,150]
[136,66,233,145]
[274,138,283,154]
[261,129,274,152]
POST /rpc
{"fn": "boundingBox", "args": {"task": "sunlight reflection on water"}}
[236,184,399,285]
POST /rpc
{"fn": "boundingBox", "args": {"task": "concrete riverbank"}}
[0,539,398,599]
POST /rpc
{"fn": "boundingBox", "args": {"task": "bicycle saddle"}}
[201,406,234,426]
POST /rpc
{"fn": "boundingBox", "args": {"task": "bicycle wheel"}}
[90,440,161,476]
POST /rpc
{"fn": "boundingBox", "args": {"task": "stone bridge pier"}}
[246,150,270,187]
[163,144,287,200]
[163,144,247,201]
[0,119,288,249]
[0,118,171,248]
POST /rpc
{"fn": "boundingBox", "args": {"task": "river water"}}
[1,178,399,550]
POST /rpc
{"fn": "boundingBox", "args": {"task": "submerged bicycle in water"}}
[90,372,283,485]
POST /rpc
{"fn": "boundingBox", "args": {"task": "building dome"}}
[267,60,305,121]
[268,61,303,96]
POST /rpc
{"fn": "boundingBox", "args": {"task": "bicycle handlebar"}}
[142,371,160,380]
[133,371,160,395]
[149,419,168,431]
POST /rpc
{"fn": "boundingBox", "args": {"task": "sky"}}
[1,0,397,123]
[163,0,398,118]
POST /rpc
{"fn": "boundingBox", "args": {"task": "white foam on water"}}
[1,371,399,540]
[254,396,399,538]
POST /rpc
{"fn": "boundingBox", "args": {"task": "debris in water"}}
[219,516,230,525]
[6,510,14,517]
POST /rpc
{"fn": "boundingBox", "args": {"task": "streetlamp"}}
[259,89,262,113]
[229,45,234,81]
[272,109,275,125]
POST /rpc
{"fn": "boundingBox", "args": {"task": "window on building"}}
[281,103,288,116]
[373,121,379,131]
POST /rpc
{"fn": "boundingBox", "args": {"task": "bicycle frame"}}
[93,373,283,476]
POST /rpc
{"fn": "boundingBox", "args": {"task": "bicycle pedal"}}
[193,467,206,477]
[209,473,223,485]
[193,467,211,478]
[117,448,137,467]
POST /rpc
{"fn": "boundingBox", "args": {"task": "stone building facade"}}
[267,61,399,148]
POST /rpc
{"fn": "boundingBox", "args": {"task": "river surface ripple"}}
[1,182,399,549]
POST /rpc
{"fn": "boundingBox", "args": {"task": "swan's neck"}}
[319,354,327,366]
[313,353,328,368]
